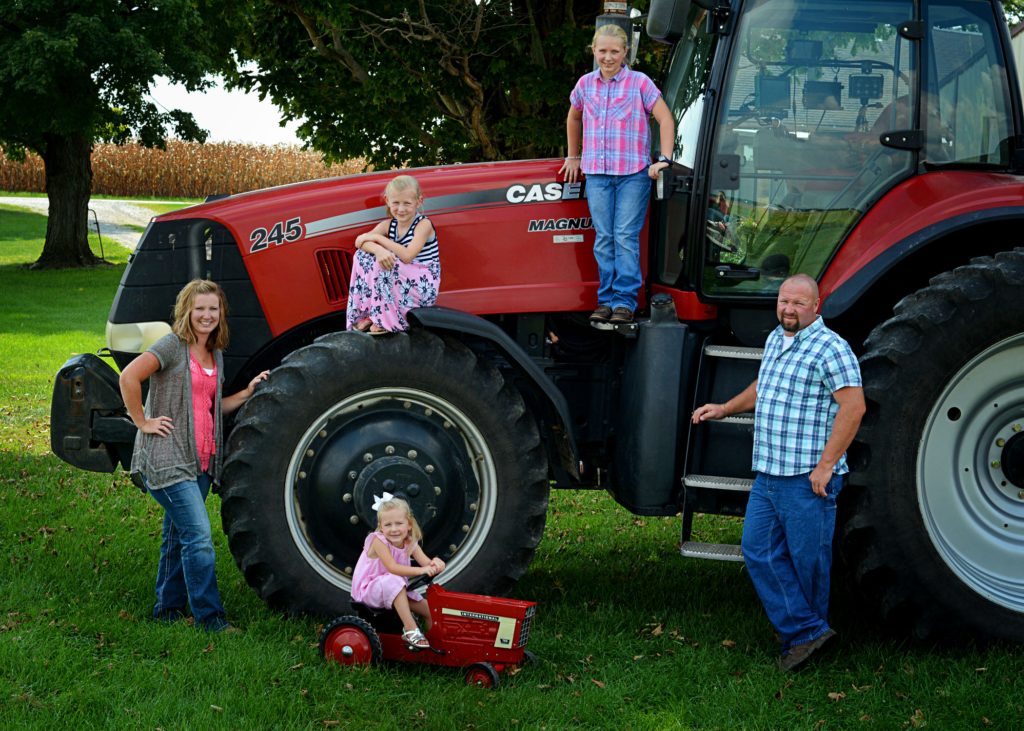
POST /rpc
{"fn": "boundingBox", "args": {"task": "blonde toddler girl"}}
[350,495,445,649]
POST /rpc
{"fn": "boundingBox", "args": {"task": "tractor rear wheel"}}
[844,249,1024,641]
[220,329,549,617]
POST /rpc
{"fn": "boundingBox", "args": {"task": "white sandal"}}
[401,628,430,650]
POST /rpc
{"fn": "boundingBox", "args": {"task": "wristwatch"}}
[654,155,674,165]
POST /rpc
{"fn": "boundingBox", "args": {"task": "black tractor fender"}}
[407,307,580,480]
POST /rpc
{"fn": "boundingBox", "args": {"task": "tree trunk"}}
[33,132,99,269]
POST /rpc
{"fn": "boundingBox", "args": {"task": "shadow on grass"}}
[0,204,124,269]
[0,205,50,235]
[0,262,125,341]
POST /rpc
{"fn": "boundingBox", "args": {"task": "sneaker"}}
[201,616,242,634]
[609,306,634,325]
[152,608,188,624]
[589,305,613,329]
[778,628,836,672]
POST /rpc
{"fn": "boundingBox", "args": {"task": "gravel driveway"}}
[0,197,186,250]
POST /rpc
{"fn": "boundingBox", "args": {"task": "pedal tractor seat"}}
[351,602,405,634]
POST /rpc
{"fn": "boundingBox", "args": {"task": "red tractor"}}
[319,576,537,688]
[52,0,1024,643]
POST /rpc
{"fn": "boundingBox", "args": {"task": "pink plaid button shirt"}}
[570,66,663,176]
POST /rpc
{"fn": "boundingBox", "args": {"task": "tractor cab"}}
[649,0,1019,324]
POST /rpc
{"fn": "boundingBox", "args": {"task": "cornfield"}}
[0,141,366,199]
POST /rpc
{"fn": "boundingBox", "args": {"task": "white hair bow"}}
[371,492,394,512]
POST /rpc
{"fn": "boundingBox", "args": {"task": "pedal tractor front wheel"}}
[464,662,500,689]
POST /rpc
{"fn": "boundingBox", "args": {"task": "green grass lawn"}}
[1,205,1021,729]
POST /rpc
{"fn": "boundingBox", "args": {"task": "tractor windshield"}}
[703,0,919,296]
[701,0,1015,298]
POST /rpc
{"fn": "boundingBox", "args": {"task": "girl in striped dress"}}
[346,175,441,333]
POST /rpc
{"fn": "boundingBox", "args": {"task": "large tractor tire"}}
[220,329,549,616]
[843,249,1024,641]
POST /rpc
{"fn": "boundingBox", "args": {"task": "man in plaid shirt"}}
[692,274,865,671]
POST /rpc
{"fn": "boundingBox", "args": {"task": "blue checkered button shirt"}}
[753,317,862,476]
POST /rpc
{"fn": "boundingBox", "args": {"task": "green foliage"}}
[3,205,1024,729]
[1006,0,1024,23]
[0,1,238,266]
[0,0,235,155]
[232,1,665,168]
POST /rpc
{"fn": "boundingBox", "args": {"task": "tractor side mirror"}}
[647,0,694,44]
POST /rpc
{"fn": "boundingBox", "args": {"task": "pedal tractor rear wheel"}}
[319,616,381,666]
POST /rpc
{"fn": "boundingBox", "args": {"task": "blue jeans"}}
[585,170,650,311]
[146,473,227,629]
[741,472,843,652]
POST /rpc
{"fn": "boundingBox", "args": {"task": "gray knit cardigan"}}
[129,333,224,490]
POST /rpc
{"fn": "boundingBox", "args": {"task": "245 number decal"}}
[250,217,303,253]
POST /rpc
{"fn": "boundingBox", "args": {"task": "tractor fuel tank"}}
[610,294,696,515]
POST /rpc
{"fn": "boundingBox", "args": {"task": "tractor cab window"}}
[703,0,916,297]
[662,5,717,170]
[654,5,717,284]
[923,1,1014,167]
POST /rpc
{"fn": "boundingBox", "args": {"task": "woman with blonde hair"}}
[119,279,268,632]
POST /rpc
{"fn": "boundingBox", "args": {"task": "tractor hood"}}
[148,159,609,337]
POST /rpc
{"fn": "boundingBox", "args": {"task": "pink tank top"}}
[189,353,217,473]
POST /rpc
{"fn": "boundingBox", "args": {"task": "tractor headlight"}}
[106,321,172,354]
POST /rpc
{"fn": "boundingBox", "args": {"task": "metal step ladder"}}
[680,541,744,561]
[704,344,764,361]
[682,474,754,492]
[679,475,752,562]
[679,343,764,563]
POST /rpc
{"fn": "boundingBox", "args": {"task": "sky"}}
[147,76,303,146]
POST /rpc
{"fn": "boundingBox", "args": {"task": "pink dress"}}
[346,214,441,333]
[350,531,424,609]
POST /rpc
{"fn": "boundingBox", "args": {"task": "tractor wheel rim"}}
[284,387,498,592]
[917,333,1024,611]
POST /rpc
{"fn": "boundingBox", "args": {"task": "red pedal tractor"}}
[319,576,537,688]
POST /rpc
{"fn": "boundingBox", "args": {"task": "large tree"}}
[231,0,633,169]
[0,1,234,268]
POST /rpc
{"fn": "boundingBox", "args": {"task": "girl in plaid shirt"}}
[560,24,675,328]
